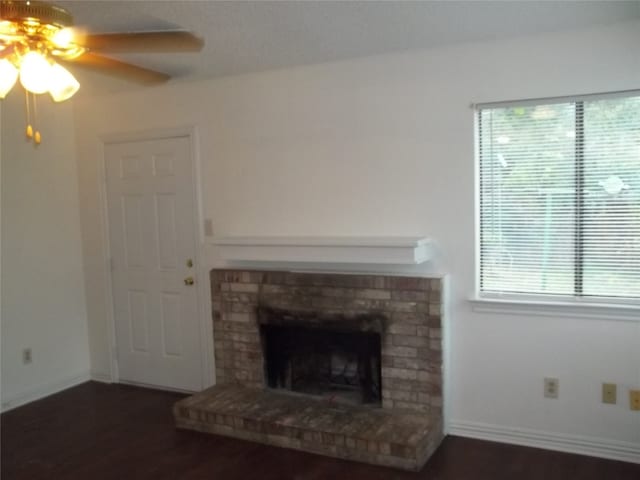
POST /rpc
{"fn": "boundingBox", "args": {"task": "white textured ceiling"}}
[54,0,640,92]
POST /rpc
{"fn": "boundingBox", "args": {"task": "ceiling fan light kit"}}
[1,0,83,143]
[0,1,83,95]
[0,0,204,144]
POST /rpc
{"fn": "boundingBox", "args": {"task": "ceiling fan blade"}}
[65,52,170,85]
[80,31,204,53]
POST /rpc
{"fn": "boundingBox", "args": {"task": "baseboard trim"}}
[90,371,113,383]
[118,378,195,394]
[449,420,640,464]
[1,371,91,413]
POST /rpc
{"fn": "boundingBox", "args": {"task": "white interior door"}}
[105,136,202,391]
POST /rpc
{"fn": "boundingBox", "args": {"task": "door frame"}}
[97,126,213,391]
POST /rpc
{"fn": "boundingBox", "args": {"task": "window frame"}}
[473,90,640,318]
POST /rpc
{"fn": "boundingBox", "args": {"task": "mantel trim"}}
[212,236,434,265]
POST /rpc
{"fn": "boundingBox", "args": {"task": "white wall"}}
[1,92,91,410]
[74,21,640,460]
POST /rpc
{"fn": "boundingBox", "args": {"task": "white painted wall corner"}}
[90,371,113,384]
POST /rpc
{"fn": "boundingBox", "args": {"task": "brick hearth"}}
[174,383,442,470]
[174,269,446,471]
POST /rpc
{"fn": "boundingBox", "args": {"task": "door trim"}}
[97,126,213,391]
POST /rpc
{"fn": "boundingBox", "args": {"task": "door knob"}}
[184,276,195,286]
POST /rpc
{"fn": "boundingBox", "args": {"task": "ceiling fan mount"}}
[1,0,72,29]
[1,1,85,63]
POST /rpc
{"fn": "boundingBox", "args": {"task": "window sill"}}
[469,295,640,322]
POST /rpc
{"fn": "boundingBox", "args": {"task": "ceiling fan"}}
[0,0,203,143]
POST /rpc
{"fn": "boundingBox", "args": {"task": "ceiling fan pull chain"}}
[32,93,41,145]
[25,89,33,140]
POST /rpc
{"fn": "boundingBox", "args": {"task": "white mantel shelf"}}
[212,236,433,265]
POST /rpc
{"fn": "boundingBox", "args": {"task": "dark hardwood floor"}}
[1,382,638,479]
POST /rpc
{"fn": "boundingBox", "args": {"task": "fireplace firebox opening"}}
[258,307,384,406]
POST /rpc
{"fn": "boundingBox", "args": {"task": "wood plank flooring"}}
[2,381,638,479]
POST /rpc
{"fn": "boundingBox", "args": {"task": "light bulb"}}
[19,51,52,94]
[0,58,18,98]
[0,21,15,34]
[49,63,80,102]
[51,28,75,48]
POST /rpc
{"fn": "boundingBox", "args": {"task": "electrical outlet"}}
[630,390,640,411]
[22,348,32,365]
[602,383,617,404]
[544,377,559,399]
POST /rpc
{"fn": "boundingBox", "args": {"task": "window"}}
[478,92,640,301]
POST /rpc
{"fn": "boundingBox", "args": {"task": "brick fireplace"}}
[174,269,446,471]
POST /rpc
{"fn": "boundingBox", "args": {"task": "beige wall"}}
[1,92,91,410]
[74,21,640,456]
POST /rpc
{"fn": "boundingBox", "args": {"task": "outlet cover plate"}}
[22,348,32,365]
[544,377,559,399]
[602,383,617,404]
[630,390,640,411]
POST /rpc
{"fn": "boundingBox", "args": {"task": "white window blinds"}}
[478,93,640,299]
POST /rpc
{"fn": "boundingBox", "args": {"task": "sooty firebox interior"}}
[258,307,384,406]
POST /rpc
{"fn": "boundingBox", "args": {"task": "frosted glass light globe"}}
[0,59,18,98]
[49,63,80,102]
[20,52,52,94]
